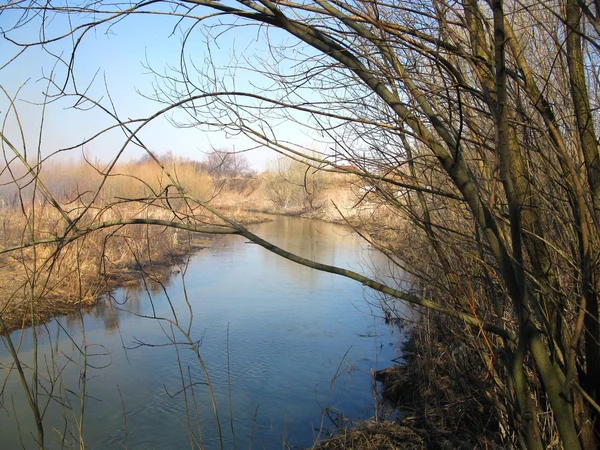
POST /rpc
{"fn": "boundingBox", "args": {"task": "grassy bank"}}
[212,162,398,230]
[0,202,267,333]
[0,155,269,333]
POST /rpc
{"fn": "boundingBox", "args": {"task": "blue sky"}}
[0,5,328,170]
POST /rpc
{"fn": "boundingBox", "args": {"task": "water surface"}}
[0,216,408,449]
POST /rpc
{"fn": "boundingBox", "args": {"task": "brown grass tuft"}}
[313,421,424,450]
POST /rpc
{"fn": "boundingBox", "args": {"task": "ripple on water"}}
[0,216,408,449]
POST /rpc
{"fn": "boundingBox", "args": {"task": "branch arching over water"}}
[201,206,517,342]
[2,215,516,342]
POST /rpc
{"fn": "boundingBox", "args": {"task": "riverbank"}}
[277,199,507,448]
[313,321,506,449]
[0,206,268,333]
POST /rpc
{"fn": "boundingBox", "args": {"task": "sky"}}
[0,3,329,171]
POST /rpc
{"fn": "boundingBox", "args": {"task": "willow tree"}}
[2,0,600,448]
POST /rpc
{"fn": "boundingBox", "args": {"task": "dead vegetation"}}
[0,155,270,333]
[0,152,370,334]
[313,317,508,450]
[313,421,425,450]
[0,204,207,332]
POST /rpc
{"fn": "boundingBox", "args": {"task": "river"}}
[0,216,408,449]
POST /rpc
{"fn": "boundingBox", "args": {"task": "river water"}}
[0,216,408,449]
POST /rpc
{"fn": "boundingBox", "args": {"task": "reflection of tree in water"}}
[148,277,170,294]
[258,218,361,290]
[57,296,124,334]
[265,217,332,262]
[112,288,143,317]
[55,263,181,336]
[107,269,178,320]
[62,310,84,332]
[92,298,122,334]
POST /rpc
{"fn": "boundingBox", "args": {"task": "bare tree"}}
[264,158,327,211]
[205,149,251,178]
[2,0,600,448]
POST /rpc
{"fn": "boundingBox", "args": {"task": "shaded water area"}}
[0,216,409,449]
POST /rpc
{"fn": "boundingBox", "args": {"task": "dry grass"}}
[0,155,214,209]
[0,204,204,331]
[227,170,389,227]
[313,421,425,450]
[0,157,269,333]
[374,325,507,450]
[0,155,387,335]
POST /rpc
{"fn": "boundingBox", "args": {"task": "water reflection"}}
[0,216,409,449]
